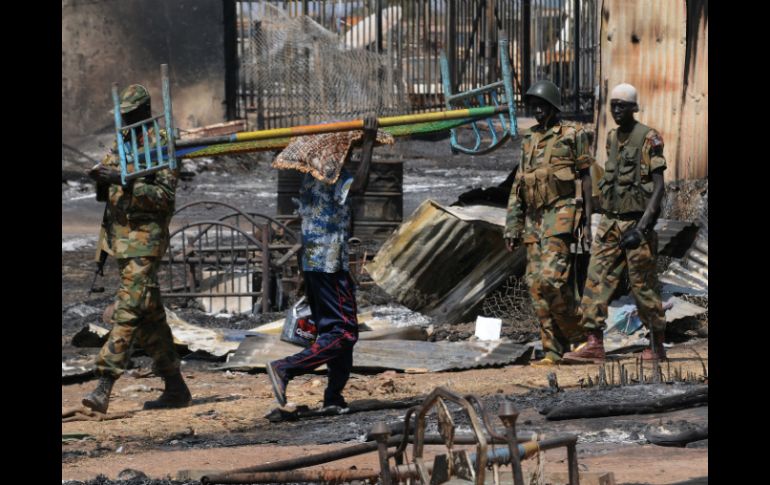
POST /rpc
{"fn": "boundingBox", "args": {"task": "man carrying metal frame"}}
[82,85,191,413]
[266,117,380,411]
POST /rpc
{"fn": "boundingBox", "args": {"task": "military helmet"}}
[525,80,562,111]
[117,84,151,114]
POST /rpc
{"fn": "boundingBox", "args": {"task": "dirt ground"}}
[63,137,708,484]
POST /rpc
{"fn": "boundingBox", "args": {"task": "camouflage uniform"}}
[94,126,181,379]
[505,121,593,359]
[579,123,666,335]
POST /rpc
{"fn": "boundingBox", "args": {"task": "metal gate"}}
[226,0,598,127]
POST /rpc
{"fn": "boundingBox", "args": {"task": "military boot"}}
[642,333,666,361]
[143,372,192,410]
[82,375,116,414]
[562,330,606,364]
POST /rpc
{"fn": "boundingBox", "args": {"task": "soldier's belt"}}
[605,211,644,221]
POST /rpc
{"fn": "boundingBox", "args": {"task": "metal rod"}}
[224,0,237,120]
[161,63,176,170]
[262,223,271,313]
[498,402,525,485]
[573,0,580,113]
[522,0,531,112]
[121,114,166,130]
[174,105,509,147]
[567,443,580,485]
[205,467,381,484]
[371,423,393,485]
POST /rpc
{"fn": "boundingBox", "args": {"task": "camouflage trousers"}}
[525,236,583,359]
[95,257,180,379]
[579,216,665,334]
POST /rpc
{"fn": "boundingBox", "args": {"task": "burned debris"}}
[63,1,707,483]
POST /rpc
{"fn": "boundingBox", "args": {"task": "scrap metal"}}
[661,211,708,293]
[203,386,580,485]
[368,199,703,324]
[218,333,532,373]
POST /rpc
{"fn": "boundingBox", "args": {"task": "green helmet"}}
[117,84,151,114]
[525,80,561,111]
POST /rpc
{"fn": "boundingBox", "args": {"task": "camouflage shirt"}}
[504,121,593,243]
[298,169,353,273]
[98,129,177,259]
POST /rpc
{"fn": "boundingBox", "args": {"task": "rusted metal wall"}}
[594,0,707,181]
[676,0,708,181]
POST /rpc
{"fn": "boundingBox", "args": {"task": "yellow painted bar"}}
[232,106,504,142]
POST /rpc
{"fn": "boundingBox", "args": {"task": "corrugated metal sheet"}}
[365,200,526,324]
[367,200,697,323]
[219,334,533,372]
[660,209,708,293]
[594,0,707,181]
[655,218,698,258]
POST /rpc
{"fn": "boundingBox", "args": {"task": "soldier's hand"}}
[88,164,122,185]
[363,116,379,134]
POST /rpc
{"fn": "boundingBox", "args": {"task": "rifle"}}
[88,205,111,297]
[88,250,108,296]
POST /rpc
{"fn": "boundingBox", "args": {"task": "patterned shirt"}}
[298,169,353,273]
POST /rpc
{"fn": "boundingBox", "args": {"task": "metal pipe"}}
[370,422,393,485]
[498,402,525,485]
[261,223,271,313]
[204,434,578,484]
[573,0,580,113]
[206,468,381,484]
[223,0,237,120]
[522,0,531,112]
[567,442,580,485]
[175,105,509,148]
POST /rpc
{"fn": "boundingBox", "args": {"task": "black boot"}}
[82,375,116,414]
[143,371,192,410]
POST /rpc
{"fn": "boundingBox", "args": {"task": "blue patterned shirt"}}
[297,169,353,273]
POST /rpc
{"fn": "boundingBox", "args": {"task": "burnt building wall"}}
[62,0,227,143]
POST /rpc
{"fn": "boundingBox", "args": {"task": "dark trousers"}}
[274,270,359,407]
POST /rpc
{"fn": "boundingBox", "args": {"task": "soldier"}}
[504,80,594,365]
[265,117,380,411]
[563,83,668,363]
[81,85,191,413]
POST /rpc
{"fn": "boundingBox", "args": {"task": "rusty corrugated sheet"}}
[594,0,707,181]
[219,334,532,372]
[365,200,526,324]
[676,0,708,180]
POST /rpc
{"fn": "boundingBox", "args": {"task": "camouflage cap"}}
[116,84,151,114]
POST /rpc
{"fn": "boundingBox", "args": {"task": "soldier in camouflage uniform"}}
[504,81,594,365]
[82,85,192,413]
[563,83,668,363]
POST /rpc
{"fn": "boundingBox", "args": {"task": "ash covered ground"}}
[62,134,708,485]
